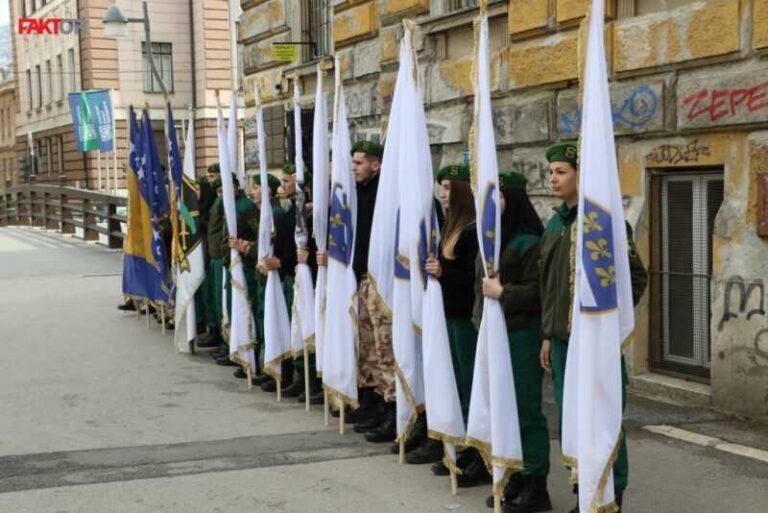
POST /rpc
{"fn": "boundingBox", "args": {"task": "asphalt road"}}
[0,226,766,513]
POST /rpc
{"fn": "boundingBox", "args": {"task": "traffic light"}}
[19,155,40,179]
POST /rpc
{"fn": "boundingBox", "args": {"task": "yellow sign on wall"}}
[273,43,299,62]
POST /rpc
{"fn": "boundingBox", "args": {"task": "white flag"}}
[173,112,205,353]
[218,93,256,373]
[312,65,330,376]
[388,23,431,440]
[422,211,466,471]
[465,7,524,496]
[255,87,292,381]
[322,61,358,407]
[562,1,635,510]
[290,81,317,358]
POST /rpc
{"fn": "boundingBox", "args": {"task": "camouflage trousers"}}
[357,277,396,402]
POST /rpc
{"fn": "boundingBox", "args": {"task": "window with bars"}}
[142,42,174,94]
[263,105,286,168]
[301,0,331,62]
[26,70,32,110]
[36,65,42,108]
[617,0,696,18]
[650,170,724,378]
[45,60,52,106]
[56,55,64,101]
[67,49,77,93]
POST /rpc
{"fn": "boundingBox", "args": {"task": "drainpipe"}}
[188,0,197,172]
[76,0,89,189]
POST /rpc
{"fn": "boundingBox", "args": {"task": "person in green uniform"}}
[219,176,261,376]
[420,164,478,468]
[475,171,551,512]
[539,142,648,513]
[198,173,226,353]
[194,164,224,350]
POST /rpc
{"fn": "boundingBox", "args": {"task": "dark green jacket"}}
[540,202,648,341]
[222,194,260,267]
[207,197,225,260]
[473,232,542,331]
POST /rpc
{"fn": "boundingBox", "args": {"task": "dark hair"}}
[442,181,475,259]
[500,189,544,249]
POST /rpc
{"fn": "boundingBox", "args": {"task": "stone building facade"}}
[9,0,242,190]
[241,0,768,419]
[0,70,16,188]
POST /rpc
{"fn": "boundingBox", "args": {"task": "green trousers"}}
[551,337,629,491]
[446,318,477,422]
[509,322,550,477]
[210,259,224,334]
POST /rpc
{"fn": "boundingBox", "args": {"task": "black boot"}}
[389,411,426,453]
[568,485,578,513]
[487,472,526,508]
[502,476,552,513]
[216,354,237,366]
[309,386,325,405]
[350,388,381,430]
[406,437,443,464]
[364,402,397,442]
[117,299,137,311]
[196,332,222,349]
[281,370,304,398]
[456,448,491,488]
[297,376,322,403]
[615,489,623,513]
[431,460,449,476]
[261,378,279,392]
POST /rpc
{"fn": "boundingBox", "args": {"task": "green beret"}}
[435,164,470,183]
[499,170,528,192]
[545,142,578,167]
[252,173,280,191]
[351,140,384,160]
[211,177,222,189]
[281,163,296,175]
[207,163,220,174]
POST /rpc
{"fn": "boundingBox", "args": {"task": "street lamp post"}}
[103,1,168,98]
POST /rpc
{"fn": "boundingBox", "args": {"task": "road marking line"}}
[644,424,768,464]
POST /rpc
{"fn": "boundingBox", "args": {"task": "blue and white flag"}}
[255,87,291,382]
[218,93,256,373]
[312,64,330,377]
[561,1,635,511]
[465,5,524,497]
[388,22,429,442]
[322,61,358,408]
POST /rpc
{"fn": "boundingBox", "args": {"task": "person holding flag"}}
[464,3,525,511]
[539,139,647,513]
[475,170,551,512]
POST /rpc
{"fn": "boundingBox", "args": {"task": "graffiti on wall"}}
[682,82,768,124]
[559,84,661,138]
[718,276,768,367]
[645,139,712,165]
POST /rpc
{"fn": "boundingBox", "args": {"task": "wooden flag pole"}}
[303,347,311,412]
[450,468,458,496]
[494,494,501,513]
[246,366,252,391]
[339,401,345,434]
[276,377,282,402]
[323,390,329,426]
[146,301,151,329]
[160,306,166,335]
[446,445,458,496]
[399,439,405,464]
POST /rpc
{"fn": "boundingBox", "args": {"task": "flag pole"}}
[323,390,329,426]
[446,444,458,495]
[494,494,501,513]
[146,301,151,328]
[339,400,345,434]
[399,439,405,464]
[246,366,252,391]
[276,379,282,402]
[161,305,166,335]
[303,346,310,411]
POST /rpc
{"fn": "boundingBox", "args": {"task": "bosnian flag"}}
[561,1,636,511]
[465,4,524,497]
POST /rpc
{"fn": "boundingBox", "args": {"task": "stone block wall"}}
[242,0,768,418]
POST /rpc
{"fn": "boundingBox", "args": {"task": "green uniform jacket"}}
[540,202,648,341]
[473,232,542,332]
[222,194,260,268]
[207,197,226,260]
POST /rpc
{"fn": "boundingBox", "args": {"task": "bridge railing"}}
[0,185,127,249]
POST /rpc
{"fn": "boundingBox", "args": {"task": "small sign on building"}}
[273,43,299,62]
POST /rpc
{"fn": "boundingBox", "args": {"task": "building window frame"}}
[36,64,43,108]
[67,48,77,93]
[45,59,52,107]
[301,0,331,63]
[141,42,174,94]
[56,55,64,102]
[26,69,33,111]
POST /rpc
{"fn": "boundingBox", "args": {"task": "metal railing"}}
[0,185,127,249]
